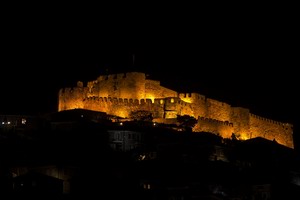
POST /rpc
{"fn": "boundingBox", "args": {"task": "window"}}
[143,183,151,190]
[115,143,122,151]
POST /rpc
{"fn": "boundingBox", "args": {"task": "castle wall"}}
[206,98,231,122]
[162,98,180,118]
[193,117,234,138]
[158,97,195,118]
[179,93,206,104]
[179,93,207,118]
[94,72,146,99]
[86,80,99,97]
[178,100,194,117]
[230,107,250,139]
[83,97,165,119]
[58,86,88,111]
[249,114,294,148]
[145,79,177,100]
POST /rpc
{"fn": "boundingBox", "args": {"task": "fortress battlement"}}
[82,96,194,107]
[179,93,206,104]
[198,117,234,127]
[84,96,156,106]
[249,113,293,128]
[145,79,161,86]
[58,71,294,148]
[179,92,206,99]
[59,86,87,95]
[207,98,230,107]
[96,72,144,81]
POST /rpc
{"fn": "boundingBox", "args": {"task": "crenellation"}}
[193,117,234,138]
[59,71,294,148]
[146,99,152,104]
[153,99,163,106]
[117,73,126,79]
[249,114,293,148]
[77,81,84,88]
[249,113,292,127]
[64,88,72,93]
[134,99,139,105]
[179,93,206,104]
[113,98,118,103]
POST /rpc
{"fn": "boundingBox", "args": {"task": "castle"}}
[58,72,294,148]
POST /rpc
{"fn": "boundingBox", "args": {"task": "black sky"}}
[1,6,299,148]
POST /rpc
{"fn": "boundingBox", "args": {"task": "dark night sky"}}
[1,7,299,149]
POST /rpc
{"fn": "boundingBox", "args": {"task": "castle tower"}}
[95,72,146,99]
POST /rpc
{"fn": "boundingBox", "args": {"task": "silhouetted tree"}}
[176,115,197,132]
[231,133,238,141]
[129,110,153,122]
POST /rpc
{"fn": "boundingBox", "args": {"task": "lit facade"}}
[58,72,293,148]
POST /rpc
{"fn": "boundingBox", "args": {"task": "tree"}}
[176,115,197,132]
[129,110,153,122]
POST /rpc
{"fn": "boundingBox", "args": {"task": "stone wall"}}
[95,72,146,99]
[249,114,294,148]
[193,117,234,139]
[179,93,207,118]
[58,86,87,111]
[206,98,231,122]
[230,107,250,139]
[145,80,177,100]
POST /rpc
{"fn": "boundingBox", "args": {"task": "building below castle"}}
[58,72,294,148]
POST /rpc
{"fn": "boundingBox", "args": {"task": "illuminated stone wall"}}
[58,71,294,148]
[249,114,294,148]
[206,98,231,122]
[90,72,146,99]
[230,107,251,139]
[145,80,177,100]
[59,72,178,112]
[193,117,234,139]
[82,97,165,119]
[58,82,87,111]
[179,93,207,117]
